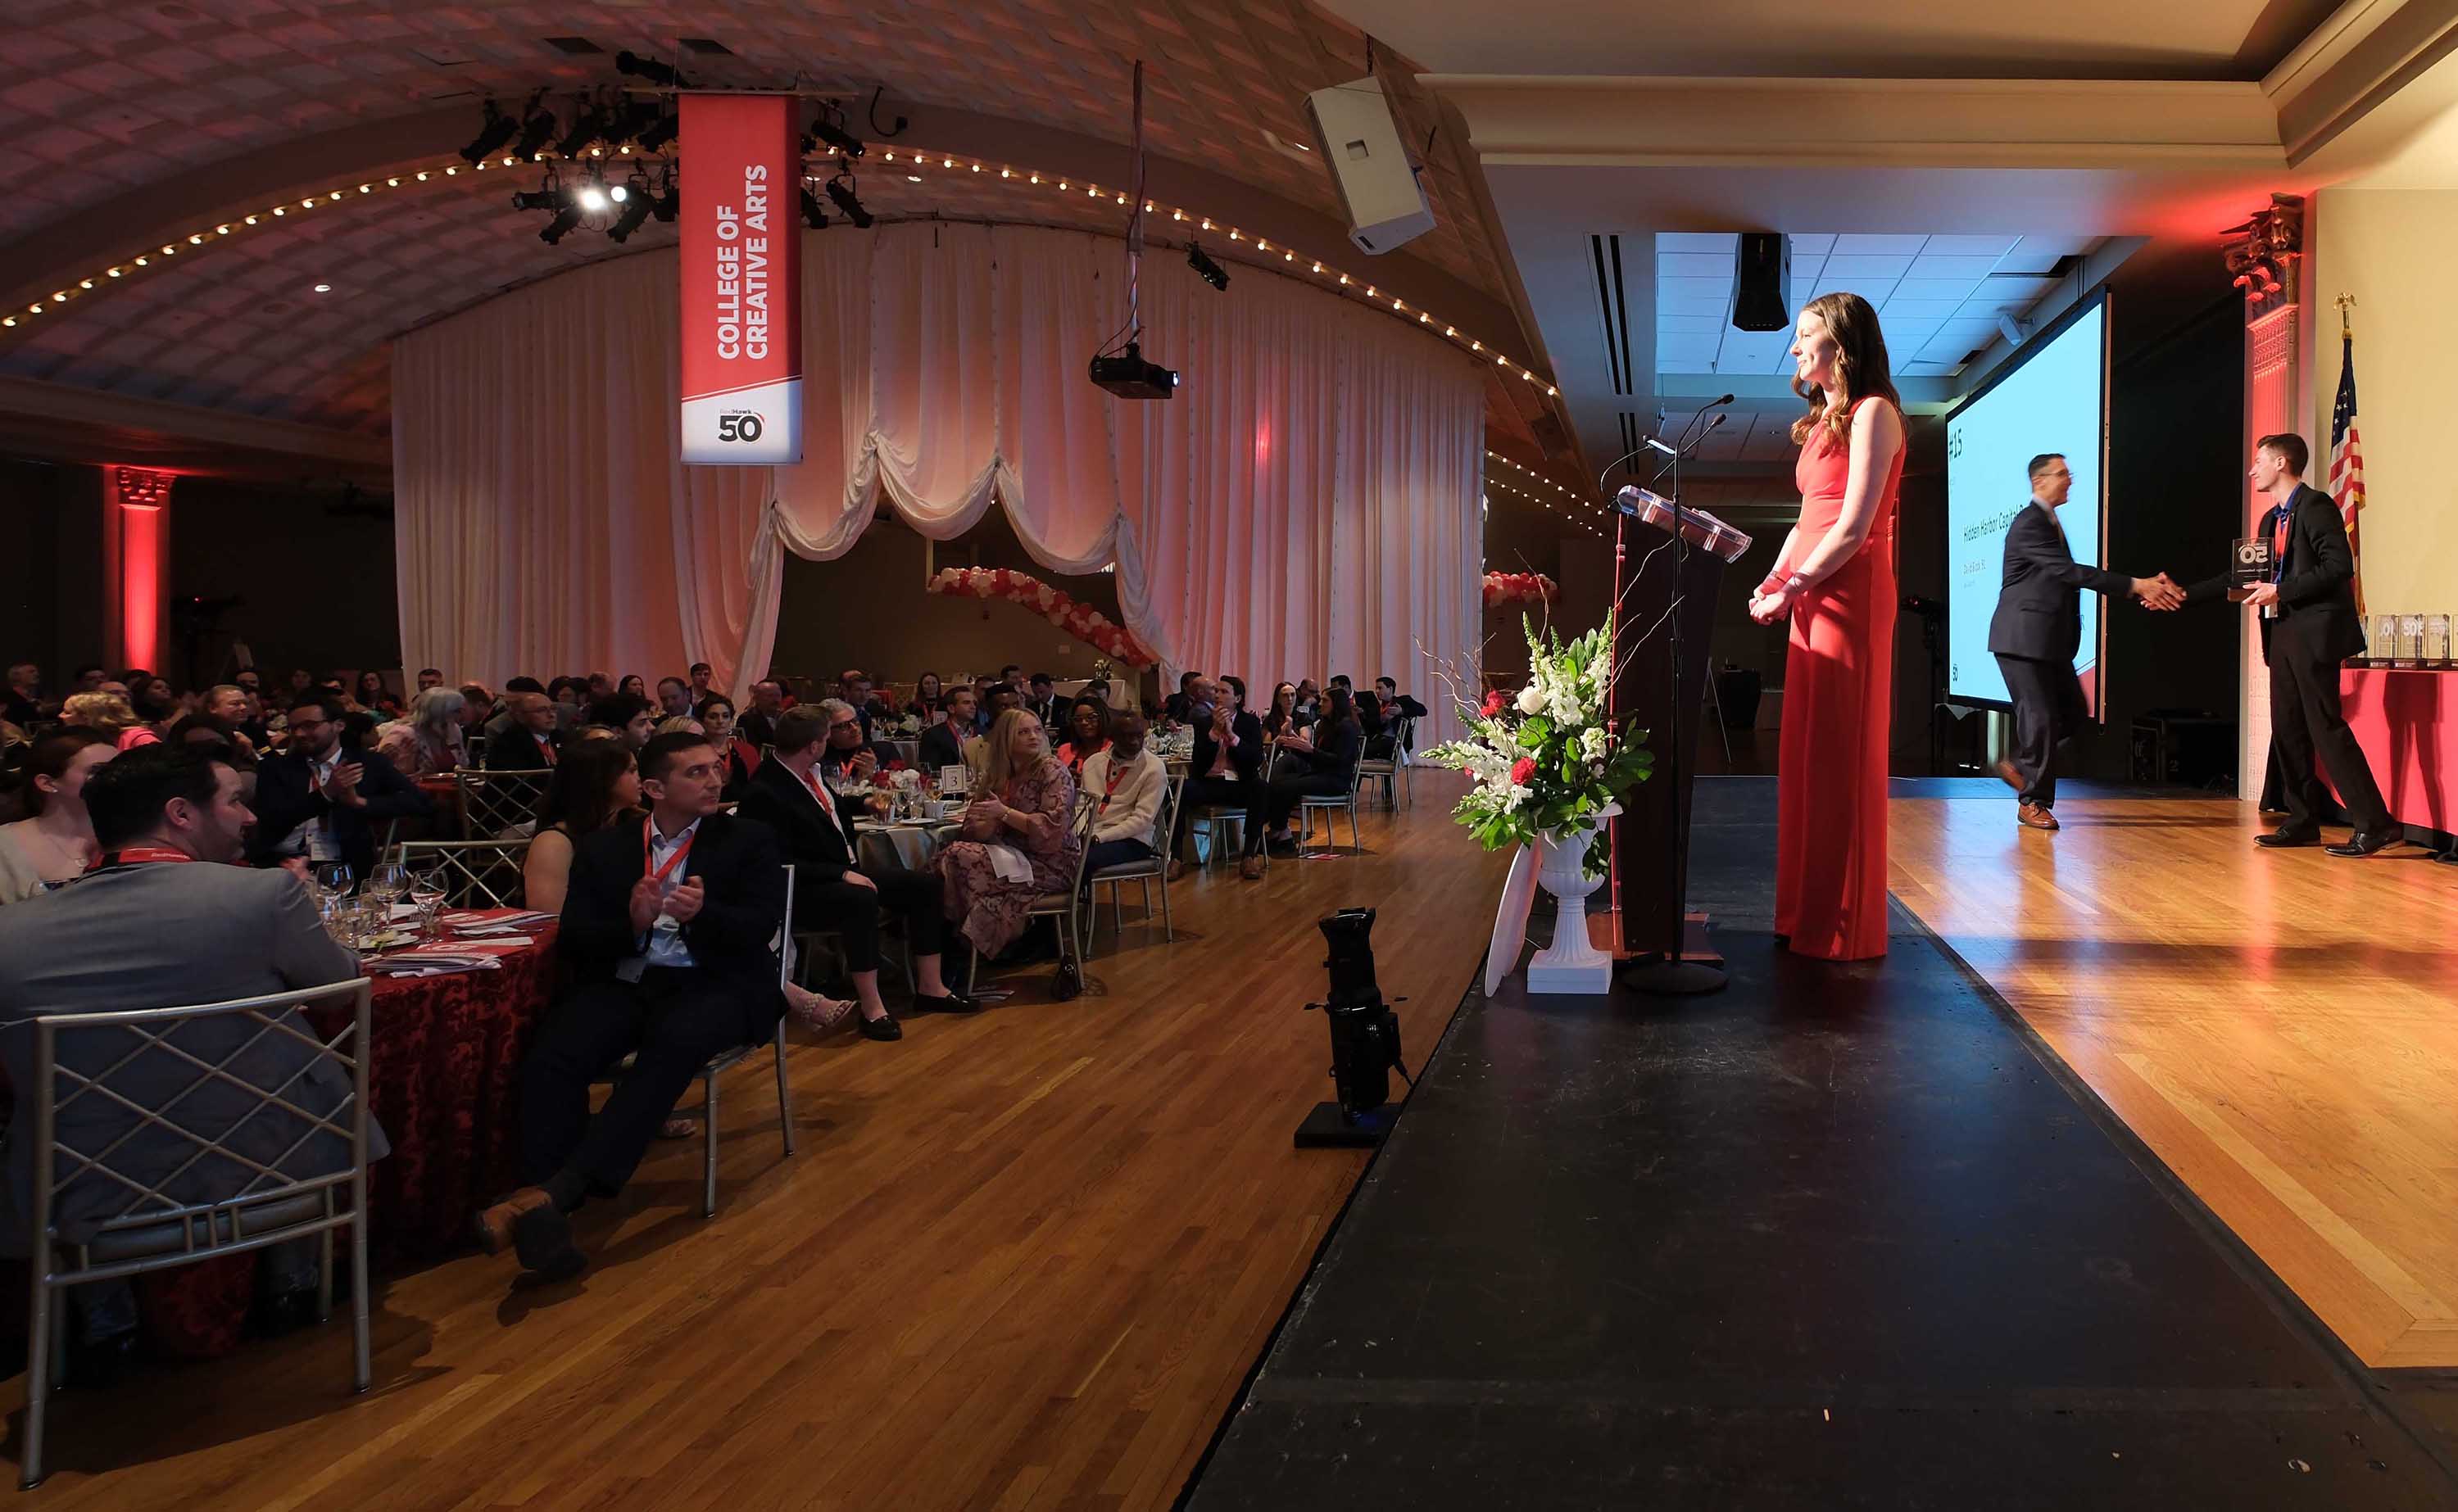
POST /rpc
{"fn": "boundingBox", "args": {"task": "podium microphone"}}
[1593,394,1734,497]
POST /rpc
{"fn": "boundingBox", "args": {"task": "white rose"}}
[1515,684,1544,715]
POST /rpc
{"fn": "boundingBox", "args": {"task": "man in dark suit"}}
[1168,674,1267,880]
[247,694,433,876]
[483,690,561,772]
[1987,452,2179,830]
[1023,672,1063,729]
[474,733,787,1278]
[738,707,975,1039]
[2177,432,2397,855]
[918,685,976,779]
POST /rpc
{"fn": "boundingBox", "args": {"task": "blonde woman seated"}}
[932,708,1080,962]
[61,690,159,752]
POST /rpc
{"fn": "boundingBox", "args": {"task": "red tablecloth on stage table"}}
[2338,667,2458,835]
[133,916,559,1357]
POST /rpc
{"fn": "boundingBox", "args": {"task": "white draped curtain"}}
[395,223,1484,740]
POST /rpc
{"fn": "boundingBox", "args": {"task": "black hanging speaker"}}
[1732,233,1789,331]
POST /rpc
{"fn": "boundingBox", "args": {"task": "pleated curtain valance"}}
[392,222,1485,740]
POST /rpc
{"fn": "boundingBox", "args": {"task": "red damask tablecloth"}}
[134,919,559,1356]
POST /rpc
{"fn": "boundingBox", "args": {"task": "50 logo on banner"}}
[678,94,802,466]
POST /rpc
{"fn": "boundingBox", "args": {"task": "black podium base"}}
[1616,955,1729,995]
[1294,1102,1399,1148]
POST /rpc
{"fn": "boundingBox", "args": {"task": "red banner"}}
[678,94,801,464]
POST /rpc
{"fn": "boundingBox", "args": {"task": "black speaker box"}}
[1733,233,1789,332]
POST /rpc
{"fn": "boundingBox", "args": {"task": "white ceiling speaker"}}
[1997,312,2033,347]
[1303,76,1435,256]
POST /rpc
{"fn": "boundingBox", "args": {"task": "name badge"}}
[614,956,646,983]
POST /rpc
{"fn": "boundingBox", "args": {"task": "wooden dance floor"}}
[1891,786,2458,1370]
[5,776,1508,1510]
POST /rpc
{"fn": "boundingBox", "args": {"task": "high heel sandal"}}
[786,985,858,1033]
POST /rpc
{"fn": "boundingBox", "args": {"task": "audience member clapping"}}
[377,686,468,778]
[1256,686,1364,856]
[247,695,433,877]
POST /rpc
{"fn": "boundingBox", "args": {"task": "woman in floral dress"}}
[933,708,1080,957]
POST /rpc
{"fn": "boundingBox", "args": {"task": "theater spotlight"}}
[576,180,610,214]
[803,111,865,160]
[556,100,607,159]
[614,49,690,88]
[651,168,681,224]
[539,202,583,245]
[799,187,830,230]
[509,174,567,214]
[1294,908,1411,1148]
[610,97,664,151]
[633,111,680,154]
[1186,242,1229,292]
[606,174,656,242]
[825,174,873,229]
[459,99,518,165]
[512,93,559,161]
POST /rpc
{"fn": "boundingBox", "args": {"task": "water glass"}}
[410,880,447,940]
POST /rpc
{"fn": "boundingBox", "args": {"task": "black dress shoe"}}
[859,1010,903,1041]
[914,991,982,1013]
[2255,827,2321,848]
[2326,829,2400,858]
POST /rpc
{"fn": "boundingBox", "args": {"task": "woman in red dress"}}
[1749,292,1906,961]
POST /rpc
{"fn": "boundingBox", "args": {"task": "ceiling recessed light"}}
[313,283,332,293]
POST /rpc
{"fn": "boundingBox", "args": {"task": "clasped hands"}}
[2132,573,2186,611]
[1747,579,1800,625]
[629,875,706,933]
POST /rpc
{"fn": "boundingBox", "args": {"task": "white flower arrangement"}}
[1421,616,1653,878]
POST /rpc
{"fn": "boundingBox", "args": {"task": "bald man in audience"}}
[485,692,562,770]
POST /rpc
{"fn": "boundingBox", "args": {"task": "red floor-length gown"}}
[1772,396,1903,961]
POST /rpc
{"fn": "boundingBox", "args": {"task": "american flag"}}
[2329,333,2366,619]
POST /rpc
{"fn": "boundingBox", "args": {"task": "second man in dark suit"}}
[1988,453,2179,830]
[247,694,433,876]
[2178,433,2397,855]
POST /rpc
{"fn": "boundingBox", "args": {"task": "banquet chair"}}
[389,838,531,910]
[1296,768,1367,856]
[1358,717,1416,810]
[964,840,1095,996]
[604,865,797,1219]
[18,980,374,1488]
[1086,775,1180,945]
[453,766,551,839]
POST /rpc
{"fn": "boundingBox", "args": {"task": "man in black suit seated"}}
[738,706,976,1041]
[918,685,976,780]
[474,732,786,1278]
[247,694,433,877]
[2174,432,2397,856]
[1023,672,1063,729]
[1168,674,1266,881]
[812,698,900,787]
[483,690,561,772]
[1160,670,1201,727]
[1986,452,2179,831]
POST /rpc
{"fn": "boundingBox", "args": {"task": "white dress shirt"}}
[642,817,701,970]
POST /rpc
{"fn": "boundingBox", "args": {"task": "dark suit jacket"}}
[559,810,786,1023]
[1290,715,1363,780]
[483,725,560,772]
[1025,695,1063,728]
[917,721,967,776]
[2184,482,2364,666]
[736,757,861,890]
[1987,501,2129,662]
[1192,709,1266,781]
[247,745,433,877]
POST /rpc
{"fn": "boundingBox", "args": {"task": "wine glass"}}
[409,872,447,941]
[313,860,354,901]
[368,860,410,908]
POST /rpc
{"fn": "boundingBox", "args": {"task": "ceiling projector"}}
[1089,342,1179,400]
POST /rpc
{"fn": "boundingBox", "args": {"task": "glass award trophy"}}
[2398,614,2428,669]
[2427,613,2454,668]
[2370,613,2400,666]
[2229,536,2273,590]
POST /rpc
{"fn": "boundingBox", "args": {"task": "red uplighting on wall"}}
[110,466,176,672]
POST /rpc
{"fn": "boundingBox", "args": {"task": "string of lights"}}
[1,144,1569,405]
[1485,450,1603,537]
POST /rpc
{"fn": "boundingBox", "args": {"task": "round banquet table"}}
[853,817,962,872]
[129,915,560,1358]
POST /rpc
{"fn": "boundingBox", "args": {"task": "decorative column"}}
[2227,196,2302,803]
[103,466,176,674]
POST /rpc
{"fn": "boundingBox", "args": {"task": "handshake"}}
[2130,573,2185,612]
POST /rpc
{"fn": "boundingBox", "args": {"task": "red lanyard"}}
[2272,509,2288,562]
[642,820,696,885]
[537,733,556,764]
[115,845,195,866]
[1098,759,1127,813]
[800,767,837,819]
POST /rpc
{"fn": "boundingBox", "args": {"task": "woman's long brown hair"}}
[1789,291,1902,449]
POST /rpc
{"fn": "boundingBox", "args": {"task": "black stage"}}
[1184,777,2458,1509]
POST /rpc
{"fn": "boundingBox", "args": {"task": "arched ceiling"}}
[0,0,1553,464]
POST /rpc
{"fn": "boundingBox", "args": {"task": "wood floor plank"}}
[1892,790,2458,1369]
[4,776,1507,1509]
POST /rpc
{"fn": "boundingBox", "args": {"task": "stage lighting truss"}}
[515,166,646,245]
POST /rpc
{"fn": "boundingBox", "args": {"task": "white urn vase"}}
[1524,802,1619,994]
